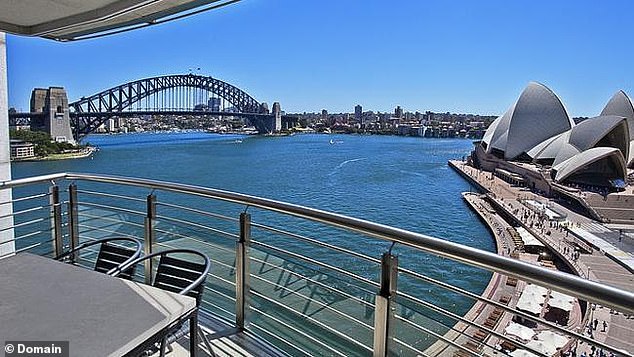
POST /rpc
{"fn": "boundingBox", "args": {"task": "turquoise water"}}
[12,132,491,248]
[11,132,494,354]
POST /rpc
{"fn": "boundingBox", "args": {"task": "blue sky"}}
[6,0,634,116]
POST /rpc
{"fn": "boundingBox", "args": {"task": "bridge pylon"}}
[29,87,75,144]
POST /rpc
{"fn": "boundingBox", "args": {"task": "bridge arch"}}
[70,74,261,114]
[69,74,263,138]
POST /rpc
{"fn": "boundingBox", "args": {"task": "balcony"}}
[1,172,632,357]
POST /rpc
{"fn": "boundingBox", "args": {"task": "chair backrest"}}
[56,237,142,279]
[95,242,139,280]
[154,252,209,306]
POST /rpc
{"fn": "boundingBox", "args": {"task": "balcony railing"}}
[1,172,633,357]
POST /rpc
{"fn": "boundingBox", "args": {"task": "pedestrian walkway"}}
[448,160,634,355]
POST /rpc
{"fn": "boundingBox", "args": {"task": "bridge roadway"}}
[449,160,634,355]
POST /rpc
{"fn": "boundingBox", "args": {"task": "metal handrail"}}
[2,172,633,314]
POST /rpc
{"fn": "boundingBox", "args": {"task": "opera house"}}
[472,82,634,223]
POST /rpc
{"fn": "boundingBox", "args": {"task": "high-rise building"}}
[208,97,221,112]
[321,109,328,121]
[354,105,362,121]
[394,106,403,119]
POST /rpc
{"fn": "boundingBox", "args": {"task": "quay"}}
[447,159,634,355]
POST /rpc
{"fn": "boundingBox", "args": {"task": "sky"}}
[5,0,634,117]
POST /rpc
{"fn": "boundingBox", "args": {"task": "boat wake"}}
[328,158,367,176]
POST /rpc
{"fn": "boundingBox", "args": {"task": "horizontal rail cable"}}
[76,189,147,203]
[0,218,47,232]
[250,289,373,353]
[13,229,54,242]
[71,173,634,313]
[251,240,379,291]
[397,267,619,354]
[77,201,146,217]
[76,223,141,240]
[0,192,50,205]
[16,239,55,254]
[250,255,374,308]
[0,237,53,254]
[391,336,432,357]
[154,216,238,239]
[248,322,315,357]
[249,305,348,357]
[393,298,536,357]
[393,314,484,357]
[153,231,236,255]
[149,241,237,282]
[156,201,238,222]
[250,272,374,331]
[200,302,236,323]
[0,230,55,249]
[3,173,632,313]
[79,212,145,228]
[76,219,140,235]
[0,204,52,220]
[396,291,524,353]
[203,285,236,302]
[251,221,380,264]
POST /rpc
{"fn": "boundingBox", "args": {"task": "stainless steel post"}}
[236,212,251,330]
[50,184,63,258]
[373,252,398,357]
[67,183,79,262]
[144,193,157,284]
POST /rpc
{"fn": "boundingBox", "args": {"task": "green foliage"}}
[10,130,83,156]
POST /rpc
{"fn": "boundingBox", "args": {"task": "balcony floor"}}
[162,313,288,357]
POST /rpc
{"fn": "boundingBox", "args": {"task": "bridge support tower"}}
[30,87,75,144]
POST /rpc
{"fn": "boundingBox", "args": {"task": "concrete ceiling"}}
[0,0,238,41]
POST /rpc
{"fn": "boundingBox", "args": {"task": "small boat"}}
[329,139,335,145]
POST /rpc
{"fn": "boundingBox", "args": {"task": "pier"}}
[448,159,634,355]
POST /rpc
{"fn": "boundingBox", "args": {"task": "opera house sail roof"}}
[482,82,574,161]
[479,82,633,190]
[601,91,634,166]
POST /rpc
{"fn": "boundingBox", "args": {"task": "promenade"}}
[448,160,634,356]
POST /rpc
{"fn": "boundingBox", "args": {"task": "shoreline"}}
[12,146,97,162]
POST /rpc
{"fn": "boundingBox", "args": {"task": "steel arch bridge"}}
[69,74,265,138]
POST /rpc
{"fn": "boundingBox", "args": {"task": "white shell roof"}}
[483,82,573,160]
[553,147,626,182]
[527,131,569,161]
[600,91,634,166]
[482,115,501,147]
[552,142,581,167]
[568,116,626,149]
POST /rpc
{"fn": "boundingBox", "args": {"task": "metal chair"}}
[112,249,211,356]
[56,237,143,279]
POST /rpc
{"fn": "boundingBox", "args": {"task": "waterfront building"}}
[9,140,34,160]
[474,82,634,222]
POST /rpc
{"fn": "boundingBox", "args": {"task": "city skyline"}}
[5,0,634,117]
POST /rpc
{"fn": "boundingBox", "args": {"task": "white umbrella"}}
[536,330,568,350]
[509,349,541,357]
[526,339,557,356]
[505,322,536,341]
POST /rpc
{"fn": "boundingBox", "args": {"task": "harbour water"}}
[11,132,495,351]
[13,132,488,241]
